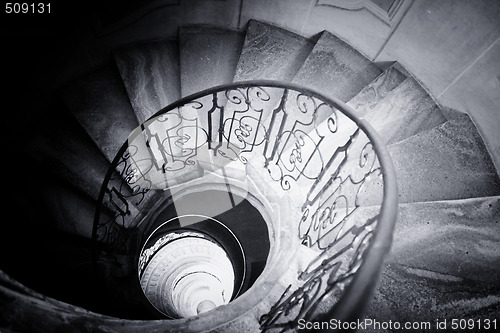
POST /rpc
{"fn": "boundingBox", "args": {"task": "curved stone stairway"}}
[1,19,500,332]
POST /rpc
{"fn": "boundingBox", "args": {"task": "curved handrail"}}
[93,80,398,330]
[318,108,398,326]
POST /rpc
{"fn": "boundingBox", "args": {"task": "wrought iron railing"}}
[93,80,398,331]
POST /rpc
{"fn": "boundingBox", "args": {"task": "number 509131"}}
[5,3,51,14]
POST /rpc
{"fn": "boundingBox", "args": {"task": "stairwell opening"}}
[92,82,399,326]
[136,189,271,318]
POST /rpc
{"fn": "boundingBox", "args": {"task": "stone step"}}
[0,269,143,332]
[233,20,314,82]
[23,107,114,201]
[179,25,244,96]
[367,263,500,330]
[440,105,468,120]
[388,114,500,203]
[362,76,447,145]
[347,64,448,145]
[114,39,180,123]
[293,30,382,102]
[22,107,141,228]
[347,65,407,118]
[40,179,98,239]
[58,65,139,163]
[388,196,500,284]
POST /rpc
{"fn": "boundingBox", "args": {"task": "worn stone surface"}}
[293,30,382,102]
[114,39,180,123]
[179,25,244,96]
[41,181,97,239]
[389,197,500,285]
[23,109,112,201]
[233,19,314,82]
[347,65,407,118]
[369,195,500,327]
[58,65,139,162]
[363,77,447,145]
[367,263,500,331]
[388,114,500,203]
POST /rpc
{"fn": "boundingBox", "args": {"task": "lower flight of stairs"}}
[1,19,500,332]
[368,196,500,331]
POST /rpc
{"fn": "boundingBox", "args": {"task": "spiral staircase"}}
[1,19,500,332]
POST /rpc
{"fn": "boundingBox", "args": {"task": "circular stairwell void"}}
[138,225,237,318]
[93,82,398,330]
[136,190,270,318]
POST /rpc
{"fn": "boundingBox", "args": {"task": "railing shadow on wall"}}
[93,80,398,331]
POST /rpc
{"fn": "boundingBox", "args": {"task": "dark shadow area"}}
[141,190,271,300]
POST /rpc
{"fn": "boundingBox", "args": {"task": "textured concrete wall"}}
[438,40,500,172]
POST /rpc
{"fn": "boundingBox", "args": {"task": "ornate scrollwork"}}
[94,82,395,329]
[265,92,314,188]
[259,126,383,332]
[259,221,376,332]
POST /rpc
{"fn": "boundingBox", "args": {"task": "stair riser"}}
[347,66,407,117]
[363,78,447,145]
[388,114,500,203]
[233,20,314,82]
[114,40,181,123]
[293,31,382,102]
[59,66,140,163]
[180,26,244,97]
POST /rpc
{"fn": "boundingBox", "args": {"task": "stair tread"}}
[233,20,314,82]
[441,105,469,120]
[363,76,448,145]
[58,66,139,163]
[368,262,500,327]
[293,30,382,102]
[388,196,500,285]
[23,110,112,201]
[114,39,180,123]
[388,114,500,203]
[347,65,407,118]
[179,25,244,96]
[41,180,97,239]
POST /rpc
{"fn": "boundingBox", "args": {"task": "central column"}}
[139,230,235,318]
